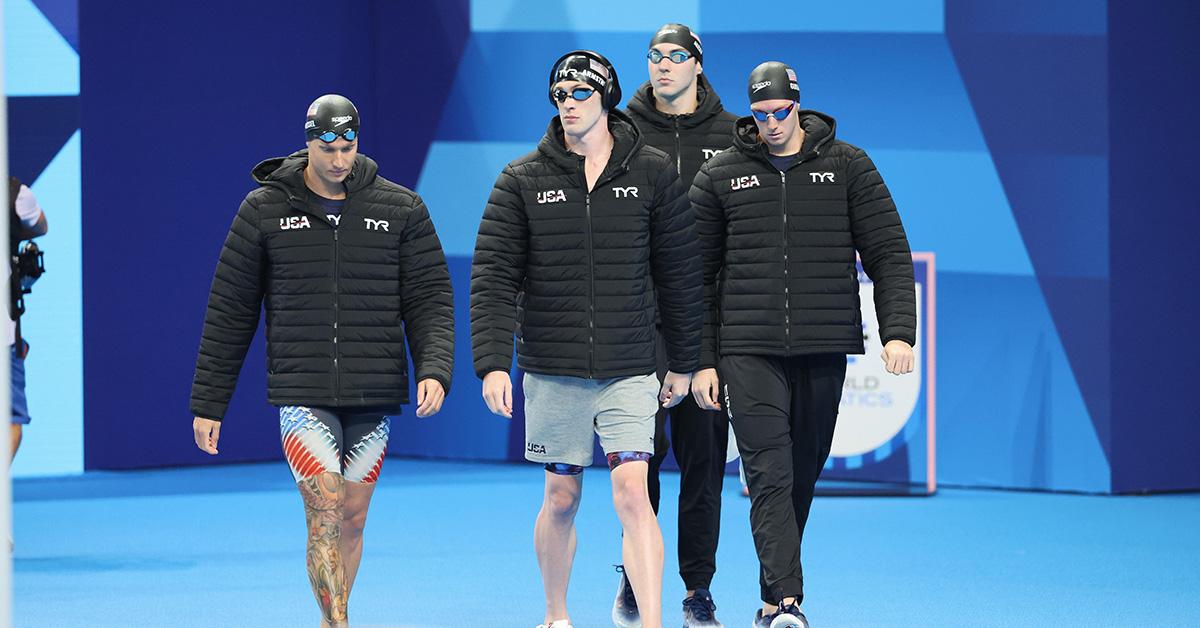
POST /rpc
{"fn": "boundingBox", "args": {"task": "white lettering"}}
[730,175,760,190]
[280,216,312,230]
[364,218,390,232]
[537,189,567,204]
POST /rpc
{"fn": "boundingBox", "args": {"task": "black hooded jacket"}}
[190,151,454,420]
[470,110,702,379]
[690,110,916,367]
[625,74,739,187]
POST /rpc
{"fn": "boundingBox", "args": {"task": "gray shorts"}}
[523,372,660,467]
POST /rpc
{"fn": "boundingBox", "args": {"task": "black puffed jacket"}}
[190,151,454,420]
[691,110,916,367]
[625,74,739,186]
[471,110,702,379]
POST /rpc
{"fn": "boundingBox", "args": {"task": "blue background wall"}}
[5,0,83,477]
[6,0,1197,493]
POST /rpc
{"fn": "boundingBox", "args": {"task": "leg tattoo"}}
[300,473,348,625]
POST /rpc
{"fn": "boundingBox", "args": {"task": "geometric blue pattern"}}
[5,0,82,479]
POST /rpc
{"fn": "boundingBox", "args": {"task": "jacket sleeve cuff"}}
[880,331,917,349]
[416,371,453,395]
[190,400,227,422]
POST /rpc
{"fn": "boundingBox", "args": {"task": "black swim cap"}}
[649,23,703,65]
[747,61,800,104]
[304,94,360,141]
[549,51,621,109]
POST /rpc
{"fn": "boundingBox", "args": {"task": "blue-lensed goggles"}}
[647,49,692,64]
[314,128,358,143]
[751,102,797,122]
[552,87,596,103]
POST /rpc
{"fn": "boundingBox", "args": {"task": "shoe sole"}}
[768,613,808,628]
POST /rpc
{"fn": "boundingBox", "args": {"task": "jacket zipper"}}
[577,148,632,378]
[333,227,341,403]
[780,170,790,350]
[775,146,820,353]
[674,118,682,176]
[585,191,595,378]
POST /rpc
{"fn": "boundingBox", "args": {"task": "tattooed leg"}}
[299,472,348,627]
[340,480,377,597]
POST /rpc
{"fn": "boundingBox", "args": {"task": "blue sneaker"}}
[612,564,641,627]
[682,588,723,627]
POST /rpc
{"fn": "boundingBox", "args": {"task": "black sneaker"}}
[765,601,808,628]
[682,588,723,627]
[612,564,641,628]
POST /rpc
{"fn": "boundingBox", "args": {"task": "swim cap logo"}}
[558,68,607,87]
[786,68,799,91]
[751,81,772,93]
[305,120,317,130]
[331,115,354,127]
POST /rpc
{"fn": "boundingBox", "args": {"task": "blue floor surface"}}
[12,459,1200,627]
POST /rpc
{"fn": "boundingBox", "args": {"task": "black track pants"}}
[647,333,729,591]
[720,353,847,604]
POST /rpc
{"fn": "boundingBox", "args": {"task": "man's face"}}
[751,98,799,151]
[554,80,605,138]
[647,43,700,101]
[306,136,358,189]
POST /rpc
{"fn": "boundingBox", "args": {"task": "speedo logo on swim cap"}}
[657,28,678,35]
[331,115,354,127]
[751,81,772,93]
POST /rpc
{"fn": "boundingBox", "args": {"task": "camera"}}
[10,240,46,319]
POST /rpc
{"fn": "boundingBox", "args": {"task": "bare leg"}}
[611,461,663,628]
[340,480,377,597]
[535,471,583,626]
[762,597,799,615]
[9,425,22,463]
[299,472,348,628]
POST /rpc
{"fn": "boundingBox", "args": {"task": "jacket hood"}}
[626,74,728,131]
[251,150,380,199]
[537,108,645,175]
[732,109,838,161]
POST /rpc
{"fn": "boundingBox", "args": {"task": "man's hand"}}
[659,371,692,409]
[482,371,513,418]
[415,379,447,417]
[881,339,915,375]
[193,417,221,455]
[691,368,721,411]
